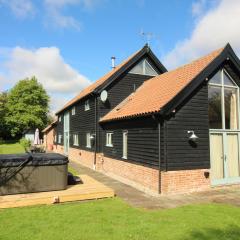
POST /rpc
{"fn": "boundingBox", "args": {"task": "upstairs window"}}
[59,116,62,122]
[129,59,158,76]
[85,100,90,111]
[86,133,91,148]
[54,134,57,143]
[106,132,113,147]
[73,134,79,146]
[72,106,76,115]
[208,69,239,130]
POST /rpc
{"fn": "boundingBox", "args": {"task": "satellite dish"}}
[100,90,108,102]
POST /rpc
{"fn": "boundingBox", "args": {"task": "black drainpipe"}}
[94,95,98,169]
[158,121,161,194]
[153,114,161,194]
[163,120,168,172]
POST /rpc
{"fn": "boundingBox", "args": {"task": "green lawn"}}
[0,198,240,240]
[1,143,240,239]
[0,141,25,154]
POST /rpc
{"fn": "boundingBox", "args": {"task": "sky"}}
[0,0,240,114]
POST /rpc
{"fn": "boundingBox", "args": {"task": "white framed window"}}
[54,135,57,142]
[59,116,62,122]
[72,106,76,115]
[85,100,90,111]
[73,134,79,146]
[58,134,62,144]
[86,133,91,148]
[122,130,128,159]
[106,132,113,147]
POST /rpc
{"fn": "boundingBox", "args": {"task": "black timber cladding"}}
[98,72,153,150]
[101,117,159,168]
[101,81,211,171]
[55,47,166,152]
[56,115,64,146]
[68,72,154,151]
[162,83,210,171]
[69,97,95,151]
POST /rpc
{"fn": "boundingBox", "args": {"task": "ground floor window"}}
[86,133,91,148]
[58,134,62,144]
[122,131,128,159]
[73,134,79,146]
[106,132,113,147]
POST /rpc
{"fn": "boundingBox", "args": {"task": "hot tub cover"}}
[0,153,68,168]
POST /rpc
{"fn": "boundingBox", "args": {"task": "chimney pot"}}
[111,56,116,69]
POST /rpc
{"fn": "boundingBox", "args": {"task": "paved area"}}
[70,161,240,209]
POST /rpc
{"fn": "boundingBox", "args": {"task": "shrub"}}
[19,138,31,151]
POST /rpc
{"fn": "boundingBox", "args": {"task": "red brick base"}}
[160,169,210,195]
[96,154,159,194]
[52,145,210,195]
[53,145,94,169]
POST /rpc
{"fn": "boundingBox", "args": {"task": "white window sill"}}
[86,146,91,148]
[122,156,127,160]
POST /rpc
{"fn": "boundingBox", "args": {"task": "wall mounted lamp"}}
[187,130,198,142]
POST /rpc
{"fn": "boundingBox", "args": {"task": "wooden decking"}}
[0,175,114,209]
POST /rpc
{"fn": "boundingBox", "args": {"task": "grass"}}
[0,198,240,240]
[0,141,25,154]
[1,142,240,239]
[68,165,79,175]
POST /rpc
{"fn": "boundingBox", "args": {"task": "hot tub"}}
[0,153,68,195]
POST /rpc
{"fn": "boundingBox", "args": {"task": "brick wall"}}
[43,128,54,151]
[68,147,94,169]
[160,169,210,195]
[53,144,64,154]
[96,154,160,195]
[52,143,211,195]
[53,145,94,169]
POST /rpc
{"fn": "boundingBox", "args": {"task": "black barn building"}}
[44,43,240,194]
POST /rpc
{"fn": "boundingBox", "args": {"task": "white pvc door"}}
[210,132,240,185]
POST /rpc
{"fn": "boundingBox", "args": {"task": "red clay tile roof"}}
[55,49,142,115]
[100,47,224,122]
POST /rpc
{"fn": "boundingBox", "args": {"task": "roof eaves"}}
[100,109,160,123]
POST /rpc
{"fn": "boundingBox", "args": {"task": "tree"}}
[0,91,9,139]
[5,77,50,137]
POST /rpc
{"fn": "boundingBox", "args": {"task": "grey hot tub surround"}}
[0,153,68,195]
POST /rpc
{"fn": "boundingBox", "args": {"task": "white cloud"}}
[44,0,101,30]
[0,0,35,18]
[163,0,240,69]
[1,46,91,112]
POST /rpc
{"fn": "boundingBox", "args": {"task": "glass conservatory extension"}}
[208,69,240,185]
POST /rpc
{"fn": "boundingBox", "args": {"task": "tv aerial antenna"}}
[140,30,153,46]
